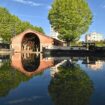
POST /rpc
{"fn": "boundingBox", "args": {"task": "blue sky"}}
[0,0,105,40]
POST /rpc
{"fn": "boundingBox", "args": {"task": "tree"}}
[48,0,93,46]
[0,6,44,43]
[49,62,93,105]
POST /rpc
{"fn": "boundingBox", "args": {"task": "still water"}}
[0,53,105,105]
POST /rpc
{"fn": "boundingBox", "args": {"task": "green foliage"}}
[0,6,44,42]
[0,61,30,97]
[49,61,93,105]
[94,40,105,47]
[71,41,82,46]
[48,0,93,45]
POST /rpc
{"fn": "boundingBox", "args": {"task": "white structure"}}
[0,37,3,43]
[50,27,67,46]
[87,60,104,71]
[50,60,67,77]
[50,27,59,39]
[85,32,103,42]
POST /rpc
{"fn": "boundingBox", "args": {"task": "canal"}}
[0,53,105,105]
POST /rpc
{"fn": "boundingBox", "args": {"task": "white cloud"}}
[102,5,105,8]
[47,5,52,10]
[12,0,42,7]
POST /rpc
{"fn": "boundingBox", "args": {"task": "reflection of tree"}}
[0,61,30,97]
[49,62,93,105]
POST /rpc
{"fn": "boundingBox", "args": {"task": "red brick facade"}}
[11,29,62,52]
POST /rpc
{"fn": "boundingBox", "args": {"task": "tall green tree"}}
[0,7,44,43]
[48,0,93,46]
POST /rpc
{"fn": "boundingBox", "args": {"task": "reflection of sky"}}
[79,60,105,105]
[0,69,53,105]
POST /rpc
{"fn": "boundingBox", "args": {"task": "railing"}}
[45,45,87,50]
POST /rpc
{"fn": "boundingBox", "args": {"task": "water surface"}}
[0,53,105,105]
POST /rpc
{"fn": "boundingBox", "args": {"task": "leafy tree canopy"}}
[48,0,93,45]
[0,7,44,42]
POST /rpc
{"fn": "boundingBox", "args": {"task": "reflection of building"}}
[87,60,104,70]
[0,60,4,67]
[11,53,54,77]
[85,32,103,42]
[50,60,67,77]
[0,55,9,67]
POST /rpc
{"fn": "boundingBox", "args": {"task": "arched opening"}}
[22,53,40,72]
[22,33,40,52]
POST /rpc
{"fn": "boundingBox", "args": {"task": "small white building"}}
[50,27,67,46]
[0,37,3,43]
[50,27,59,39]
[85,32,103,42]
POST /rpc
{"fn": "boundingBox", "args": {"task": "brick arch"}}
[21,32,40,52]
[11,29,54,52]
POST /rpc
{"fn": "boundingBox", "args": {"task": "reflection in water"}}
[0,53,58,98]
[87,60,104,70]
[22,53,40,72]
[0,61,30,97]
[50,60,67,77]
[1,54,105,105]
[11,53,56,77]
[0,55,9,68]
[49,60,93,105]
[82,57,105,70]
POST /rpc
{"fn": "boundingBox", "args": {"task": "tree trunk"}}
[65,60,72,67]
[67,41,70,47]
